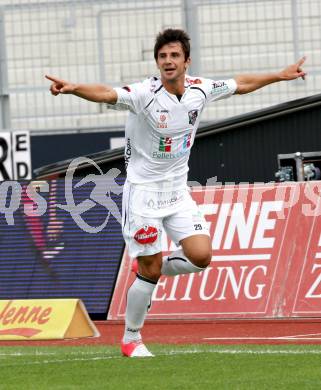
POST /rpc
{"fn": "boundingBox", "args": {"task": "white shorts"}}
[122,180,209,258]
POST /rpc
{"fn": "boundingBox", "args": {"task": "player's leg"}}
[181,234,211,268]
[161,234,211,276]
[121,181,162,357]
[122,252,162,357]
[161,192,211,276]
[123,252,162,342]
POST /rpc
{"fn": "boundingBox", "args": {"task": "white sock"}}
[123,275,156,343]
[161,248,205,276]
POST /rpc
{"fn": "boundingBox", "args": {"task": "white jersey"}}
[107,75,237,190]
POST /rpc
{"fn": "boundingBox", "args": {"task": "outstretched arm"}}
[234,57,306,95]
[45,75,118,104]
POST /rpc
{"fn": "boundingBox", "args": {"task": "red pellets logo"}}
[134,226,158,244]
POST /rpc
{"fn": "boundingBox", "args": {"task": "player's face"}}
[156,42,190,83]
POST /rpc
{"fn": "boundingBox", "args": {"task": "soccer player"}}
[46,28,306,357]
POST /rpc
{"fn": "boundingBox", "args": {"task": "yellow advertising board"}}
[0,299,100,340]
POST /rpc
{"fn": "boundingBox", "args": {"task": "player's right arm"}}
[45,75,117,104]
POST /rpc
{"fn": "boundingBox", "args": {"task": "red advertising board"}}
[108,182,321,319]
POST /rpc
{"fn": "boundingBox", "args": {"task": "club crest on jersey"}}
[188,110,199,125]
[134,225,158,244]
[157,114,168,128]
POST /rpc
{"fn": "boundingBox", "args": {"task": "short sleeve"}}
[204,78,237,103]
[105,82,150,114]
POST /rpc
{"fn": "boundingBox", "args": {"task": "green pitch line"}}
[1,344,321,389]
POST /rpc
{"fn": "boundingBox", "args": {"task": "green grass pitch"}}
[1,344,321,389]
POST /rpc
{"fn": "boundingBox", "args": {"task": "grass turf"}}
[1,344,321,389]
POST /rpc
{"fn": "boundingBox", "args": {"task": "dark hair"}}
[154,28,191,61]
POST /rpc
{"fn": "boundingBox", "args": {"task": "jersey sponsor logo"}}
[188,110,198,125]
[134,225,158,245]
[152,150,189,159]
[186,78,202,85]
[183,133,192,149]
[124,138,131,169]
[159,137,172,152]
[153,133,192,159]
[211,81,228,94]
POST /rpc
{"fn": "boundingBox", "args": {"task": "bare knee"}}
[137,253,162,282]
[187,249,211,268]
[181,236,212,268]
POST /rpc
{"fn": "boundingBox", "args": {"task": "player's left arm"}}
[234,57,306,95]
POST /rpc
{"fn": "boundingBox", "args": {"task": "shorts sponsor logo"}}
[147,192,184,210]
[147,199,155,208]
[188,110,198,125]
[157,194,179,208]
[134,225,158,244]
